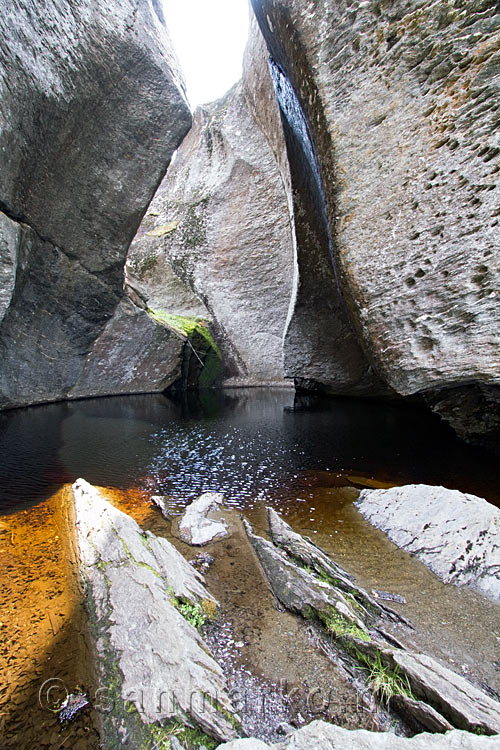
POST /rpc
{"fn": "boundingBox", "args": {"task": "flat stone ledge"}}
[355,485,500,601]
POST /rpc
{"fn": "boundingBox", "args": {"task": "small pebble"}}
[277,721,295,736]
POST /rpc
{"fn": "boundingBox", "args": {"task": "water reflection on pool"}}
[1,388,499,513]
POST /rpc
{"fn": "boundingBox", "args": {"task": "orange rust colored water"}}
[0,488,99,749]
[0,483,162,750]
[2,471,500,748]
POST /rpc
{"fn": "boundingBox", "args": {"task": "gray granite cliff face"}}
[128,18,295,385]
[0,0,192,408]
[249,0,500,438]
[2,0,499,447]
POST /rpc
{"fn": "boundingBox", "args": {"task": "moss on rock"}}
[148,310,222,389]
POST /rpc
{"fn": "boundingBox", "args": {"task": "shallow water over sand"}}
[1,389,499,747]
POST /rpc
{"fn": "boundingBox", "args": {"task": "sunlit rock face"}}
[0,0,192,408]
[250,0,500,437]
[128,19,295,384]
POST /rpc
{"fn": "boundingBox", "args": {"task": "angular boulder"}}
[356,485,500,600]
[244,518,369,633]
[170,492,230,546]
[0,0,192,408]
[71,479,238,747]
[68,299,185,398]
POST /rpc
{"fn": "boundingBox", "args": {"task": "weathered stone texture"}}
[0,214,19,323]
[219,721,500,749]
[68,299,185,398]
[266,56,385,395]
[172,492,230,546]
[356,484,500,600]
[128,22,295,384]
[0,0,192,408]
[250,0,500,399]
[0,0,190,264]
[72,479,238,747]
[125,248,209,319]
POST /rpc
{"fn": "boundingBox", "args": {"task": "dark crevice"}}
[268,58,341,295]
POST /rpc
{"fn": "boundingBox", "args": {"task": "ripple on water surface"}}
[1,388,500,748]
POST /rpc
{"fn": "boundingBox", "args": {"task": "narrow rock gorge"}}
[1,0,499,447]
[129,0,500,447]
[1,1,500,750]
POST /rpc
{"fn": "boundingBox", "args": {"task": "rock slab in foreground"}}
[244,519,369,633]
[356,485,500,600]
[247,510,500,736]
[72,479,237,747]
[384,649,500,735]
[218,720,499,749]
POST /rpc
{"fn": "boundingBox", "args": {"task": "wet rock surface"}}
[245,518,370,632]
[197,508,383,742]
[266,57,385,397]
[0,0,191,409]
[382,648,500,735]
[72,479,238,747]
[267,507,407,624]
[244,509,500,736]
[356,485,500,600]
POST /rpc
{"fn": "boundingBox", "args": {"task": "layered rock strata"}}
[245,509,500,736]
[71,479,238,747]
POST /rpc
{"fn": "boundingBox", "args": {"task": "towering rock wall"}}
[128,20,295,384]
[0,0,192,408]
[250,0,500,438]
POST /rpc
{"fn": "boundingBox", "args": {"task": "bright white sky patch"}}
[162,0,250,110]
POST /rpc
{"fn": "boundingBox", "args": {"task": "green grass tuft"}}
[356,650,416,705]
[167,588,208,630]
[141,720,218,750]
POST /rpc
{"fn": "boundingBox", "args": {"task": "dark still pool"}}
[1,387,499,512]
[1,388,499,749]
